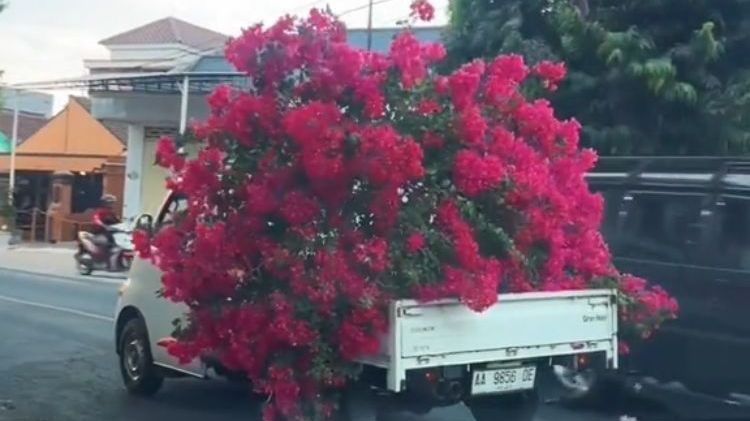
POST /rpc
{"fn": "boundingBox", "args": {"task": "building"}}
[0,111,47,153]
[0,88,54,118]
[0,97,126,241]
[84,17,229,75]
[76,18,444,221]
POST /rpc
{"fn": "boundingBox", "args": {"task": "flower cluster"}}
[135,4,677,419]
[410,0,435,22]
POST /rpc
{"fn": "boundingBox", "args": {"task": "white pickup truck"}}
[114,193,618,421]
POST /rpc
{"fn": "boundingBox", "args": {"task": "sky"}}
[0,0,449,110]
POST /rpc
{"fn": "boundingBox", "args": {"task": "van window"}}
[619,192,704,263]
[715,196,750,270]
[157,194,188,228]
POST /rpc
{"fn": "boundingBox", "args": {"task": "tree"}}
[445,0,750,155]
[135,4,676,420]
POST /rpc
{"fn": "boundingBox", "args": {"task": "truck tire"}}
[340,384,387,421]
[118,317,164,396]
[465,391,539,421]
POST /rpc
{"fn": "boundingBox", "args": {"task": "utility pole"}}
[8,88,19,207]
[366,0,374,51]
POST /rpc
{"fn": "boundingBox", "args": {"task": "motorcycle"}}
[75,222,134,275]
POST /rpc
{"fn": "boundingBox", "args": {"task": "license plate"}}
[471,365,536,395]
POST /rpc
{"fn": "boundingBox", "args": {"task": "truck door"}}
[136,192,204,376]
[691,194,750,396]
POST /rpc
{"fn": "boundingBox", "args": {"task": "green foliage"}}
[445,0,750,155]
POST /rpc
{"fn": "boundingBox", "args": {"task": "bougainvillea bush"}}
[135,2,677,419]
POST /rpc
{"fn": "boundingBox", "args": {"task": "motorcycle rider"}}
[91,194,120,269]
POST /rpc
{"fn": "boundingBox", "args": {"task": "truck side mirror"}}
[135,214,154,234]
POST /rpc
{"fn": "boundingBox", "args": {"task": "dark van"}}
[587,157,750,418]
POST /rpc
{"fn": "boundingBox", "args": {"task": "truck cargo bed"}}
[358,289,618,392]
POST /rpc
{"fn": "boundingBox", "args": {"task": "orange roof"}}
[0,155,113,172]
[0,97,125,172]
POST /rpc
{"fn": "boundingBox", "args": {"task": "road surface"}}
[0,267,641,421]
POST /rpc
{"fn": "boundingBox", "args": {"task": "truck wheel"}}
[466,391,539,421]
[340,384,387,421]
[118,318,164,396]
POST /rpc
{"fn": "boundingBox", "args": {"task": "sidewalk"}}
[0,242,126,283]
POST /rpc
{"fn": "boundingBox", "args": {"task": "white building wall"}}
[123,125,145,221]
[140,127,177,216]
[91,93,209,127]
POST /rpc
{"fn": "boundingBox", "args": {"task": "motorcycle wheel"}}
[76,254,94,276]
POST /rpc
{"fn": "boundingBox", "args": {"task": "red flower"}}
[144,8,676,420]
[406,232,426,254]
[279,190,320,226]
[453,149,505,197]
[155,136,184,170]
[488,54,528,83]
[390,31,427,89]
[448,60,485,110]
[532,60,567,91]
[417,99,441,115]
[456,104,488,145]
[353,237,389,273]
[132,229,151,259]
[409,0,435,21]
[421,131,445,149]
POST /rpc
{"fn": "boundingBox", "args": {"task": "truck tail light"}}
[424,369,439,383]
[576,354,589,369]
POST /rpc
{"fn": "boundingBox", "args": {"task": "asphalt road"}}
[0,267,644,421]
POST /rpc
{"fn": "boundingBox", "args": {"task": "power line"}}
[108,0,401,73]
[115,0,338,72]
[336,0,398,18]
[290,0,328,14]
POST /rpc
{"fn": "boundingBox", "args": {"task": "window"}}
[715,196,750,270]
[618,192,704,263]
[591,187,623,242]
[157,194,188,228]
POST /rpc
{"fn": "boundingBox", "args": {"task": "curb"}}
[6,246,76,253]
[0,266,126,285]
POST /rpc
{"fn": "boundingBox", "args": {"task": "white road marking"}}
[0,294,114,322]
[0,267,125,286]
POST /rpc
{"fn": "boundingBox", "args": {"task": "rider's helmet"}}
[100,194,117,207]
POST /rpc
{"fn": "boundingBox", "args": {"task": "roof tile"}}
[100,17,229,50]
[0,112,48,146]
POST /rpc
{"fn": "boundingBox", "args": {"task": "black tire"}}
[466,391,539,421]
[339,384,391,421]
[76,254,93,276]
[118,317,163,396]
[561,371,627,410]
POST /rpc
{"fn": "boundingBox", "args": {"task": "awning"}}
[0,154,111,172]
[10,71,249,94]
